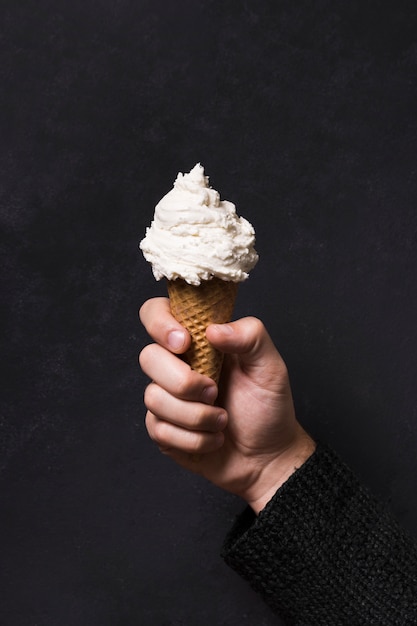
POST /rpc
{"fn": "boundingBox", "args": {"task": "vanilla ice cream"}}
[140,163,258,285]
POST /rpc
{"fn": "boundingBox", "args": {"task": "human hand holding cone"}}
[167,277,238,383]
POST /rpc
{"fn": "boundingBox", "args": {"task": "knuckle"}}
[138,343,154,370]
[143,382,159,411]
[145,411,157,441]
[152,419,168,445]
[185,430,203,453]
[138,301,148,321]
[139,297,170,336]
[145,318,159,340]
[246,316,265,336]
[174,368,195,397]
[189,405,206,430]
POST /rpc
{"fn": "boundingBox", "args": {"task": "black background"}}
[1,1,417,625]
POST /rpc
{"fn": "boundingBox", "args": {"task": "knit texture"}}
[222,443,417,625]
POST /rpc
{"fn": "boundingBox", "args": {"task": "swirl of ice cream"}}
[140,163,258,286]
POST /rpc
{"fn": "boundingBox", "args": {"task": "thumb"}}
[206,317,286,372]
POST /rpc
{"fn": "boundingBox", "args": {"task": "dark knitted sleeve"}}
[222,442,417,625]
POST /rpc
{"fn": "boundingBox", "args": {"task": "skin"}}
[139,298,316,514]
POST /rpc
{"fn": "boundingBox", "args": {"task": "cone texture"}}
[167,277,238,383]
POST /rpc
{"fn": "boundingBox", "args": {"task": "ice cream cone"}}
[141,164,258,383]
[167,277,238,383]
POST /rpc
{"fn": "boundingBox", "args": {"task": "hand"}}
[139,298,315,513]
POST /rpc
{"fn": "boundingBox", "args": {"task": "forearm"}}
[222,442,417,625]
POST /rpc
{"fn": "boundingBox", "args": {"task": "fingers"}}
[206,317,288,385]
[139,297,191,354]
[140,341,225,456]
[206,317,285,369]
[144,383,227,455]
[144,382,226,432]
[146,411,225,455]
[139,343,218,404]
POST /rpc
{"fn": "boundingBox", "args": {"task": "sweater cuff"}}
[221,442,417,623]
[223,440,328,547]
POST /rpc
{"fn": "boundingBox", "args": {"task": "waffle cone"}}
[167,277,238,383]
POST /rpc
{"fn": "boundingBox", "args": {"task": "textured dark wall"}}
[1,1,417,625]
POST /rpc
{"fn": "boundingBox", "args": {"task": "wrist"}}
[245,428,316,515]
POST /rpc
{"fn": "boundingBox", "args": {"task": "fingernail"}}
[211,323,234,335]
[168,330,186,351]
[202,385,218,405]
